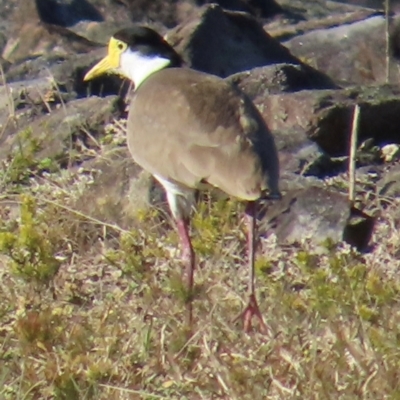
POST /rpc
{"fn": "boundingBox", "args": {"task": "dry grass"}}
[1,95,400,399]
[1,158,400,400]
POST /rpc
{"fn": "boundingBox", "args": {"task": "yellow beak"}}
[83,53,119,81]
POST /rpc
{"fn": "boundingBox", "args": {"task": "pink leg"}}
[234,201,268,333]
[176,218,195,325]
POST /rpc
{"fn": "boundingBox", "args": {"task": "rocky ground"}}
[1,0,400,399]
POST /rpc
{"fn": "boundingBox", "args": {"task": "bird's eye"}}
[117,43,124,50]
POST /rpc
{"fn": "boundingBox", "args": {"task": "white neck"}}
[120,50,171,89]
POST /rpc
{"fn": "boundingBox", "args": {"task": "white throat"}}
[120,50,171,89]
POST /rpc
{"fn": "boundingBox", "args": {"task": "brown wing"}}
[126,68,280,200]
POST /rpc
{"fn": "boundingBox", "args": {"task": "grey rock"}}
[73,148,166,229]
[284,15,399,85]
[378,163,400,198]
[3,22,101,63]
[0,95,122,167]
[256,85,400,156]
[227,64,336,96]
[260,186,374,250]
[166,4,301,78]
[0,77,55,129]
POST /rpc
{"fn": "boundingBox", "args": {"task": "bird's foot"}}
[234,294,268,334]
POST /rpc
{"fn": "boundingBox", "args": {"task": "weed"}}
[0,194,62,286]
[0,128,59,189]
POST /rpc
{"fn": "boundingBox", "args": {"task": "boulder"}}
[377,163,400,198]
[73,148,166,229]
[0,77,56,130]
[34,0,103,27]
[273,0,381,24]
[266,1,381,40]
[260,186,374,251]
[166,5,308,78]
[253,85,400,156]
[0,95,122,167]
[284,15,400,85]
[227,64,336,97]
[2,22,101,63]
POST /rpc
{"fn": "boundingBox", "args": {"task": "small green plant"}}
[255,256,273,276]
[105,232,143,278]
[0,194,61,285]
[0,128,59,188]
[192,197,242,257]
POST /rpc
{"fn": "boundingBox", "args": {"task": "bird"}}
[83,26,281,332]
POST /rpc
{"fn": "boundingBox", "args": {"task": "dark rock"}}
[343,206,375,251]
[3,22,101,63]
[283,15,399,85]
[49,51,130,99]
[275,130,320,173]
[4,0,282,37]
[4,55,70,83]
[270,128,345,179]
[35,0,103,27]
[389,16,400,61]
[5,0,104,30]
[70,21,135,45]
[266,1,380,40]
[0,0,20,36]
[255,85,400,156]
[279,171,324,193]
[261,186,350,244]
[276,0,380,23]
[73,148,166,229]
[335,0,400,12]
[260,186,373,250]
[191,0,283,18]
[277,136,378,181]
[4,48,129,101]
[0,77,56,130]
[227,64,336,97]
[293,144,347,177]
[0,96,122,167]
[377,163,400,198]
[355,138,383,166]
[69,0,282,43]
[120,0,282,27]
[166,4,301,77]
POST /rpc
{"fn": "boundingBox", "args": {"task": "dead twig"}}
[349,104,360,205]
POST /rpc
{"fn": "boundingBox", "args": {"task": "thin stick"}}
[246,201,256,296]
[385,0,391,83]
[349,104,361,205]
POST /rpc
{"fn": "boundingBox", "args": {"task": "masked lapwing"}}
[84,26,281,332]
